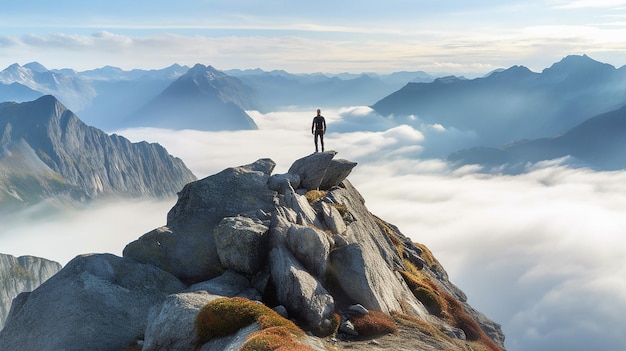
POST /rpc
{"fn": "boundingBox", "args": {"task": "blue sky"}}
[2,0,626,74]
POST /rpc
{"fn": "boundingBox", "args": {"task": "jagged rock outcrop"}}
[0,151,506,350]
[0,253,61,329]
[0,95,197,210]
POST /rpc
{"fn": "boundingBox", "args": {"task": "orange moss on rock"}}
[194,297,307,349]
[350,310,398,337]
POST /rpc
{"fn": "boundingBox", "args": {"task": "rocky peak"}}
[0,152,505,350]
[0,96,197,208]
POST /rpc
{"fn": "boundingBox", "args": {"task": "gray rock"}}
[143,291,217,351]
[286,224,332,278]
[124,159,277,284]
[319,158,358,190]
[287,151,336,190]
[339,320,359,336]
[348,304,369,316]
[214,216,269,275]
[325,180,428,317]
[269,243,335,336]
[273,305,289,318]
[320,201,347,235]
[199,322,261,351]
[123,224,221,284]
[0,253,62,328]
[0,253,185,351]
[268,173,301,193]
[282,184,324,228]
[188,270,261,301]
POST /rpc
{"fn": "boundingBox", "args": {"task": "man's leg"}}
[314,133,319,152]
[320,133,324,152]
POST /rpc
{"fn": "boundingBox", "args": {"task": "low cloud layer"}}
[1,107,624,350]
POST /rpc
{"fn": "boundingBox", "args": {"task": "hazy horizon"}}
[3,1,626,76]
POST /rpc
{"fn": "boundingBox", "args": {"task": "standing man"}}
[311,108,326,153]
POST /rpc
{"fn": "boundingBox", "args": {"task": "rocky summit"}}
[0,151,505,351]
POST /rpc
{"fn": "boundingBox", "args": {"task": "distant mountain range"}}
[372,55,626,148]
[0,62,434,131]
[0,95,196,212]
[449,104,626,171]
[226,69,434,110]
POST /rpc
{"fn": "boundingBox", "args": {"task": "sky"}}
[2,1,626,350]
[2,1,626,75]
[1,109,625,351]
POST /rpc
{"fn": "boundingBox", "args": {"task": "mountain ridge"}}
[448,103,626,171]
[0,95,196,211]
[372,54,626,149]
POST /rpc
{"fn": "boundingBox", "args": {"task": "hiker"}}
[311,108,326,152]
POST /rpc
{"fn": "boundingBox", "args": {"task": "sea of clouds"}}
[1,107,625,351]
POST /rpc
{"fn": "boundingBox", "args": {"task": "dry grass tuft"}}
[195,297,305,347]
[240,326,314,351]
[350,310,398,337]
[399,270,502,351]
[304,190,328,204]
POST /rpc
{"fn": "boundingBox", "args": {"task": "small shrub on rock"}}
[194,297,304,345]
[240,326,314,351]
[350,310,398,337]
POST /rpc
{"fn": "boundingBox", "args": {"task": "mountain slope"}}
[0,95,196,210]
[128,64,260,130]
[372,55,626,147]
[448,104,626,171]
[0,153,505,350]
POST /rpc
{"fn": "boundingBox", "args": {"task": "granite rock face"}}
[0,95,196,211]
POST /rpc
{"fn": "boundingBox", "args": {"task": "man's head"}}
[316,109,321,116]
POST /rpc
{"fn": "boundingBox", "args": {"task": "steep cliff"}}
[0,95,196,210]
[0,152,505,350]
[0,253,61,329]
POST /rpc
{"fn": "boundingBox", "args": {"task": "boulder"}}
[143,291,217,351]
[319,158,358,190]
[188,270,261,301]
[282,184,323,228]
[199,323,261,351]
[123,224,222,285]
[286,224,332,278]
[268,172,301,193]
[269,243,335,336]
[0,253,185,351]
[213,216,269,275]
[320,201,347,235]
[287,151,336,190]
[124,159,277,283]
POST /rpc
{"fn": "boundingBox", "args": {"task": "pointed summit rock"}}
[128,64,262,130]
